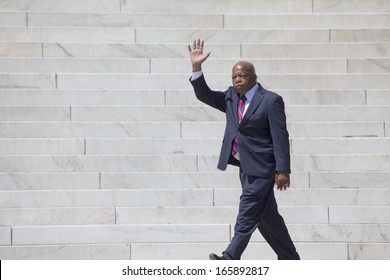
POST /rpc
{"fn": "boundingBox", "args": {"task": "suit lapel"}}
[240,85,265,126]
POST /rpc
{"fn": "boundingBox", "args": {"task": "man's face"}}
[231,62,257,94]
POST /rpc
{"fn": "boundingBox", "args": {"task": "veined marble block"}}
[136,28,330,44]
[367,90,390,105]
[0,138,84,155]
[0,27,135,43]
[0,89,165,106]
[313,0,390,13]
[0,42,42,57]
[167,89,366,106]
[287,122,385,138]
[101,171,240,189]
[0,155,198,172]
[0,74,55,89]
[291,138,390,154]
[0,0,120,12]
[0,189,213,208]
[349,243,390,260]
[0,207,115,226]
[329,206,390,224]
[225,14,390,29]
[151,58,348,74]
[311,172,390,189]
[70,105,224,122]
[0,172,99,190]
[85,138,221,155]
[331,29,390,43]
[0,12,26,26]
[0,122,181,138]
[348,59,390,73]
[43,43,240,59]
[0,244,131,260]
[29,13,223,28]
[12,224,230,245]
[242,43,390,59]
[116,206,328,225]
[0,58,150,73]
[121,0,313,13]
[0,106,69,121]
[249,224,390,242]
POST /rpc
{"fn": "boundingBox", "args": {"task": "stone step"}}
[0,155,197,173]
[24,12,390,29]
[0,12,26,26]
[120,0,390,14]
[4,205,387,226]
[183,121,388,138]
[200,154,390,172]
[0,241,387,260]
[0,189,213,206]
[5,223,390,246]
[0,207,115,226]
[9,224,230,245]
[3,105,388,122]
[0,0,121,13]
[53,73,390,90]
[15,42,386,59]
[1,187,389,207]
[2,27,388,44]
[0,89,375,106]
[291,138,390,154]
[0,121,386,138]
[4,58,389,74]
[1,154,390,173]
[2,137,378,156]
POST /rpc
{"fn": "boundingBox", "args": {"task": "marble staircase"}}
[0,0,389,259]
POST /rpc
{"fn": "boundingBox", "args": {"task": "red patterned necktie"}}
[232,94,246,157]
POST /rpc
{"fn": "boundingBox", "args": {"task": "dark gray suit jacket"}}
[190,74,290,178]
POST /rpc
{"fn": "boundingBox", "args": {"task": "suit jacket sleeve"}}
[190,74,227,113]
[268,95,291,173]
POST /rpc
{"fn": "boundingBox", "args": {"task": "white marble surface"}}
[242,43,390,59]
[12,224,230,245]
[291,138,390,154]
[29,13,223,28]
[329,207,390,224]
[0,106,69,121]
[0,189,213,208]
[349,243,390,260]
[0,207,115,226]
[225,14,390,29]
[311,172,390,189]
[0,227,11,245]
[0,155,198,172]
[0,89,166,105]
[332,29,390,43]
[0,138,84,155]
[0,58,150,73]
[0,172,99,190]
[0,244,131,260]
[0,74,55,89]
[151,58,348,74]
[0,122,181,138]
[0,0,120,12]
[121,0,313,13]
[101,171,240,189]
[136,28,330,44]
[249,224,390,242]
[0,12,26,26]
[199,154,390,172]
[0,42,42,57]
[313,0,390,13]
[349,59,390,73]
[0,27,135,43]
[367,90,390,105]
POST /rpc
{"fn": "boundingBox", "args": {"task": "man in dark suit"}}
[188,39,300,260]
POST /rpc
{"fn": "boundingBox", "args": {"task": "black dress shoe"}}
[209,253,225,260]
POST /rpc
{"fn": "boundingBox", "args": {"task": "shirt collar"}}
[241,83,259,103]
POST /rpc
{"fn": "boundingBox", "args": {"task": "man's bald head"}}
[231,61,257,94]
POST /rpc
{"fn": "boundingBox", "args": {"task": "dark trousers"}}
[223,168,300,260]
